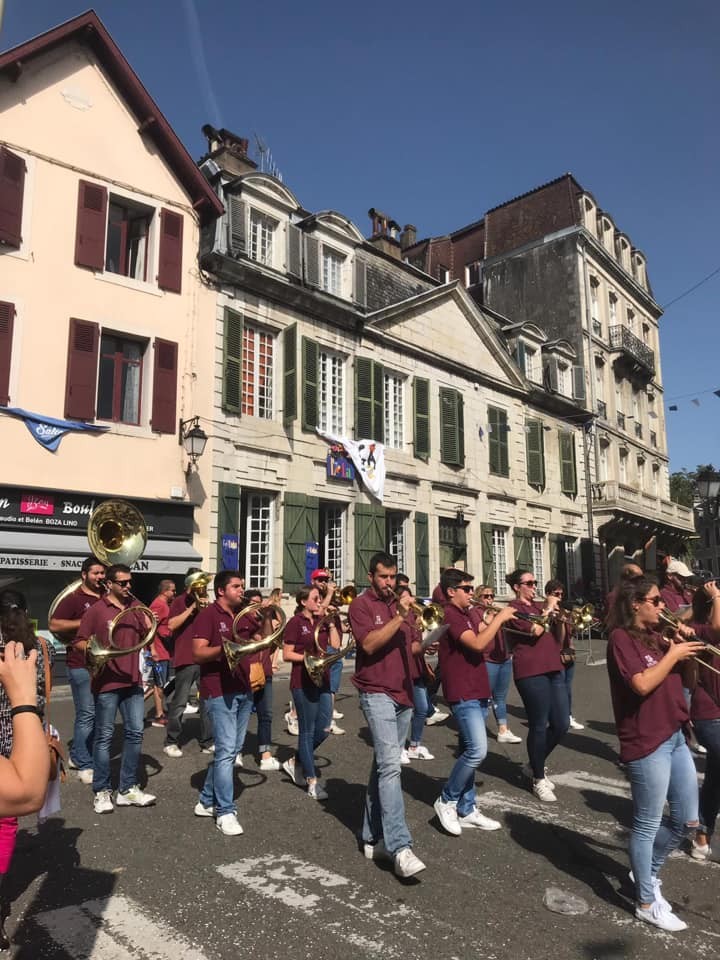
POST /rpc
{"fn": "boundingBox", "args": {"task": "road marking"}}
[34,895,210,959]
[478,790,625,844]
[551,769,631,798]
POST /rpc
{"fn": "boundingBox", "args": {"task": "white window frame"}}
[531,533,545,589]
[524,345,541,384]
[249,209,276,266]
[637,458,646,491]
[608,292,617,324]
[566,539,578,593]
[619,450,628,485]
[492,528,508,598]
[242,324,274,419]
[321,245,345,297]
[383,372,405,450]
[318,348,345,434]
[557,361,571,397]
[245,493,273,589]
[465,261,482,287]
[323,504,344,583]
[598,442,609,482]
[386,513,406,574]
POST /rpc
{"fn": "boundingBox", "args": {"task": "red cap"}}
[311,568,331,582]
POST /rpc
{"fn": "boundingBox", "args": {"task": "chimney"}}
[400,224,417,251]
[367,207,401,260]
[201,124,257,176]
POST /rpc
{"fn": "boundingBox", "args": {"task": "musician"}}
[311,569,346,734]
[399,585,435,762]
[607,577,705,932]
[544,579,584,732]
[48,555,105,783]
[471,584,521,744]
[192,570,251,837]
[604,563,644,632]
[147,580,176,728]
[75,564,157,813]
[685,582,720,861]
[433,570,515,835]
[659,558,694,615]
[163,568,213,759]
[505,569,564,802]
[281,586,340,798]
[348,551,425,879]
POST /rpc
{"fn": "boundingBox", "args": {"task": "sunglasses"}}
[456,585,474,594]
[642,596,664,607]
[520,580,537,587]
[481,593,495,599]
[314,577,329,582]
[113,579,132,587]
[551,591,564,597]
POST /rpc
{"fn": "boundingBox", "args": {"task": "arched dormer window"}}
[504,322,546,384]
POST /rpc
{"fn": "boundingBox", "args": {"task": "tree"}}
[669,464,717,507]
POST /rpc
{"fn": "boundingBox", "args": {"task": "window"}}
[608,292,617,324]
[322,247,344,296]
[637,458,646,490]
[492,528,508,598]
[598,441,609,482]
[566,540,578,593]
[557,361,571,397]
[619,449,628,484]
[242,325,274,418]
[440,388,464,466]
[651,465,659,496]
[105,199,152,281]
[465,261,482,287]
[715,525,720,548]
[386,512,406,575]
[525,419,545,487]
[97,333,145,424]
[524,345,541,383]
[590,277,600,328]
[626,307,635,333]
[322,504,344,582]
[384,372,404,449]
[243,493,273,588]
[249,210,275,266]
[650,430,657,448]
[488,406,509,477]
[318,349,345,434]
[437,265,450,283]
[532,533,545,587]
[558,431,577,495]
[439,516,467,571]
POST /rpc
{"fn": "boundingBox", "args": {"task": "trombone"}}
[472,598,551,630]
[657,608,720,677]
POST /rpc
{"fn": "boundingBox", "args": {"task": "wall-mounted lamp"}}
[178,416,208,471]
[456,509,465,525]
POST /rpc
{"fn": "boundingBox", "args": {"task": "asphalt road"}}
[4,660,719,960]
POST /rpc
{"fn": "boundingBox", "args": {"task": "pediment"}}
[235,172,300,211]
[311,211,365,244]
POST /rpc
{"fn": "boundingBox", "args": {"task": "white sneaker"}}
[523,764,555,790]
[67,757,80,770]
[333,709,344,720]
[329,722,345,735]
[532,778,557,802]
[163,744,183,758]
[497,730,522,743]
[407,745,435,760]
[425,711,449,726]
[307,781,328,800]
[363,839,391,861]
[434,796,462,836]
[201,744,215,754]
[93,790,114,814]
[216,813,243,836]
[400,749,411,765]
[284,711,299,735]
[635,900,687,932]
[393,847,426,878]
[77,768,94,784]
[628,870,671,910]
[183,703,199,715]
[259,756,281,771]
[458,806,502,831]
[690,839,712,861]
[194,802,215,817]
[282,758,305,786]
[694,743,707,755]
[234,754,244,768]
[569,716,585,730]
[116,785,156,807]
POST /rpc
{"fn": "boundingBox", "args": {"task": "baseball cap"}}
[666,558,692,578]
[311,568,331,582]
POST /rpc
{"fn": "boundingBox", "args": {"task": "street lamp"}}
[178,416,208,470]
[696,469,720,518]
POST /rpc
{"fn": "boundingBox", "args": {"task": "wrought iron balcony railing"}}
[608,325,655,376]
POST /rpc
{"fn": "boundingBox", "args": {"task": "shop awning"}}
[0,531,202,574]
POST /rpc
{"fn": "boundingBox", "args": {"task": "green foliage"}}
[669,463,718,506]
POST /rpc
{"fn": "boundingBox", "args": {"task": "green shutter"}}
[301,337,318,431]
[216,481,241,571]
[440,388,464,466]
[481,523,495,586]
[488,406,509,477]
[372,360,384,443]
[283,323,297,423]
[355,357,373,439]
[222,308,243,413]
[415,512,430,596]
[413,377,430,460]
[549,533,560,579]
[559,431,578,495]
[354,503,386,583]
[282,492,319,594]
[513,527,533,569]
[526,419,545,487]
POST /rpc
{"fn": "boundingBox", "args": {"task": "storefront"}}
[0,485,202,627]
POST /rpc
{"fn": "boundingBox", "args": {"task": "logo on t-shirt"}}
[643,654,658,667]
[301,625,310,635]
[374,615,384,625]
[219,622,229,634]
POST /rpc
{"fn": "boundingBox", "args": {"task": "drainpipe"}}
[579,235,601,592]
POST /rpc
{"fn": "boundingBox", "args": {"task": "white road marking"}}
[478,790,625,844]
[551,769,632,798]
[34,895,210,960]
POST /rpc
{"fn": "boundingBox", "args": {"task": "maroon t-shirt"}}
[75,596,148,694]
[689,622,720,722]
[52,587,102,670]
[349,589,413,707]
[440,603,491,702]
[470,606,509,663]
[660,584,692,613]
[284,613,333,691]
[193,601,251,698]
[607,627,688,762]
[234,608,275,679]
[406,619,424,682]
[149,596,171,661]
[169,592,199,668]
[508,599,562,680]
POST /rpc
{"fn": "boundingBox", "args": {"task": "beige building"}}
[0,12,223,618]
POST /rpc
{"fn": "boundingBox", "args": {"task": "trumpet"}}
[657,608,720,677]
[553,604,597,630]
[391,591,445,630]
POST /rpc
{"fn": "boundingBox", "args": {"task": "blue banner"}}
[221,534,240,570]
[0,406,109,452]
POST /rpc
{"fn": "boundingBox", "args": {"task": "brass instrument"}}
[553,603,596,630]
[657,608,720,677]
[329,584,358,607]
[303,613,355,687]
[185,570,212,604]
[224,601,287,671]
[391,591,445,630]
[482,601,551,630]
[85,603,158,677]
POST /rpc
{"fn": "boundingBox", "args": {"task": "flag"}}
[317,430,386,502]
[692,399,701,407]
[0,406,109,451]
[669,405,678,412]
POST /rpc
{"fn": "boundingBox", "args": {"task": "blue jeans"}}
[329,659,343,695]
[68,666,95,770]
[292,686,332,779]
[515,671,569,779]
[442,699,488,817]
[694,718,720,839]
[359,692,412,856]
[237,679,274,756]
[410,680,431,745]
[484,660,512,726]
[563,661,575,716]
[626,730,698,904]
[199,692,253,817]
[92,685,145,794]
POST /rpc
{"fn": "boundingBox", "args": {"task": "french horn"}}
[303,613,355,688]
[223,601,287,672]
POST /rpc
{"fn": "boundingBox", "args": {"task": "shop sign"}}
[0,553,177,574]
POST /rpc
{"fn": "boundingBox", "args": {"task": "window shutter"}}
[287,224,302,278]
[0,301,15,405]
[481,523,495,586]
[526,419,545,487]
[513,527,533,569]
[488,406,509,477]
[559,431,578,495]
[157,209,183,293]
[372,360,384,444]
[283,323,297,423]
[150,338,178,433]
[572,364,586,402]
[354,503,386,584]
[0,147,26,249]
[74,180,107,270]
[222,308,243,414]
[64,318,99,419]
[544,355,559,392]
[413,376,430,460]
[355,356,373,439]
[305,236,320,287]
[354,257,367,308]
[216,482,241,572]
[515,340,526,375]
[228,196,246,256]
[440,387,463,466]
[301,337,318,431]
[282,492,320,594]
[414,511,430,596]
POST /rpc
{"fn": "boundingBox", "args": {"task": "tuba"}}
[303,613,355,688]
[223,602,287,672]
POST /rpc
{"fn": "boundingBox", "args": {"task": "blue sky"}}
[2,1,718,474]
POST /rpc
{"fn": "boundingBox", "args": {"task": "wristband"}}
[10,704,41,718]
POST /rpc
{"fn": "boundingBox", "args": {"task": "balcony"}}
[596,399,607,419]
[609,325,655,380]
[593,480,694,531]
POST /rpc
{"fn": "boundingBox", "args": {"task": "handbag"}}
[37,636,66,783]
[249,661,266,693]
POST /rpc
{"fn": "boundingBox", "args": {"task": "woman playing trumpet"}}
[470,586,521,744]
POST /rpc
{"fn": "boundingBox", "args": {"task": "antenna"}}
[253,132,283,182]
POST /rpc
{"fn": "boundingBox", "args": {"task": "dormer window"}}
[322,246,345,296]
[557,360,571,397]
[249,210,276,266]
[608,292,617,324]
[524,345,541,383]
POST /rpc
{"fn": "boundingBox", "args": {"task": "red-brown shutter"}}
[0,148,26,249]
[74,180,107,270]
[0,301,16,405]
[150,338,178,433]
[157,208,183,293]
[65,318,99,420]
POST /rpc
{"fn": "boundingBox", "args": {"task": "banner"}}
[317,430,386,503]
[0,406,109,452]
